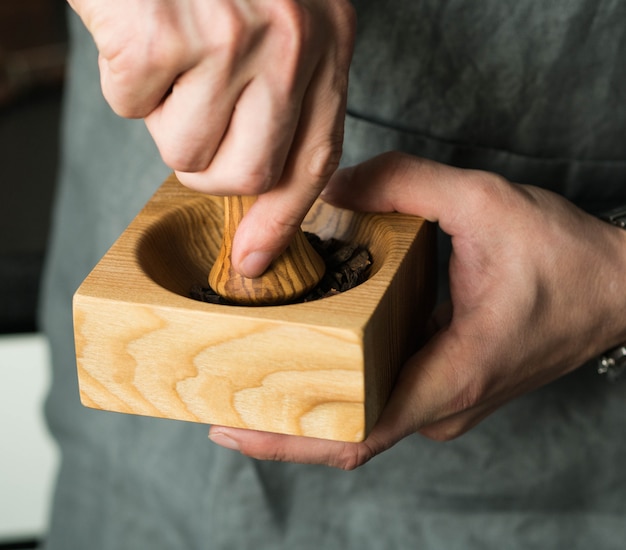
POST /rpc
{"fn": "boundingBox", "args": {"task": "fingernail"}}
[209,431,241,452]
[239,251,272,278]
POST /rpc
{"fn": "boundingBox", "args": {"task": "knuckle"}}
[416,358,488,443]
[334,442,375,471]
[220,3,247,40]
[97,37,145,117]
[419,421,467,442]
[447,375,486,419]
[98,23,186,119]
[463,170,512,214]
[220,7,247,49]
[205,3,249,66]
[216,163,276,195]
[263,211,302,243]
[337,456,361,471]
[157,134,205,173]
[267,0,310,68]
[272,0,309,40]
[305,138,343,182]
[176,166,275,196]
[161,150,201,174]
[234,173,275,196]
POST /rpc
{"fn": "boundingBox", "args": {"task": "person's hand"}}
[68,0,355,277]
[208,152,626,468]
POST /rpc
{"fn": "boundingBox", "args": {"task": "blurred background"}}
[0,1,67,548]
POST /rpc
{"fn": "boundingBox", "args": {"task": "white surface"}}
[0,333,60,541]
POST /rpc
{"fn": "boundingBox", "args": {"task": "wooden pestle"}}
[208,196,326,306]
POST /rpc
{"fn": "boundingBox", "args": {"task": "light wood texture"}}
[73,174,436,442]
[208,195,325,305]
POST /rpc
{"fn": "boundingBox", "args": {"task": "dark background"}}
[0,0,67,334]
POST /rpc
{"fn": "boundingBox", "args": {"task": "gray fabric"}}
[345,0,626,208]
[41,2,626,549]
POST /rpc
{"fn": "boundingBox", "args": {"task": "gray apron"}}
[41,2,626,548]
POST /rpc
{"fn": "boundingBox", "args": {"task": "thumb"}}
[208,424,397,470]
[323,151,481,230]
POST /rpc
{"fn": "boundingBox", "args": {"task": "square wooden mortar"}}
[73,174,436,442]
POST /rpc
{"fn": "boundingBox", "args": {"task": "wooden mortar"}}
[73,174,436,442]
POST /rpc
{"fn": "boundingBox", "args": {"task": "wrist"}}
[595,206,626,380]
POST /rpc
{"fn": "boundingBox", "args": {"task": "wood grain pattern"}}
[208,196,326,305]
[73,174,436,442]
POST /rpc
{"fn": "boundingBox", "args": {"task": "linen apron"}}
[41,2,626,548]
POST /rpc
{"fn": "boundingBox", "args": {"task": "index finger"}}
[230,48,351,277]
